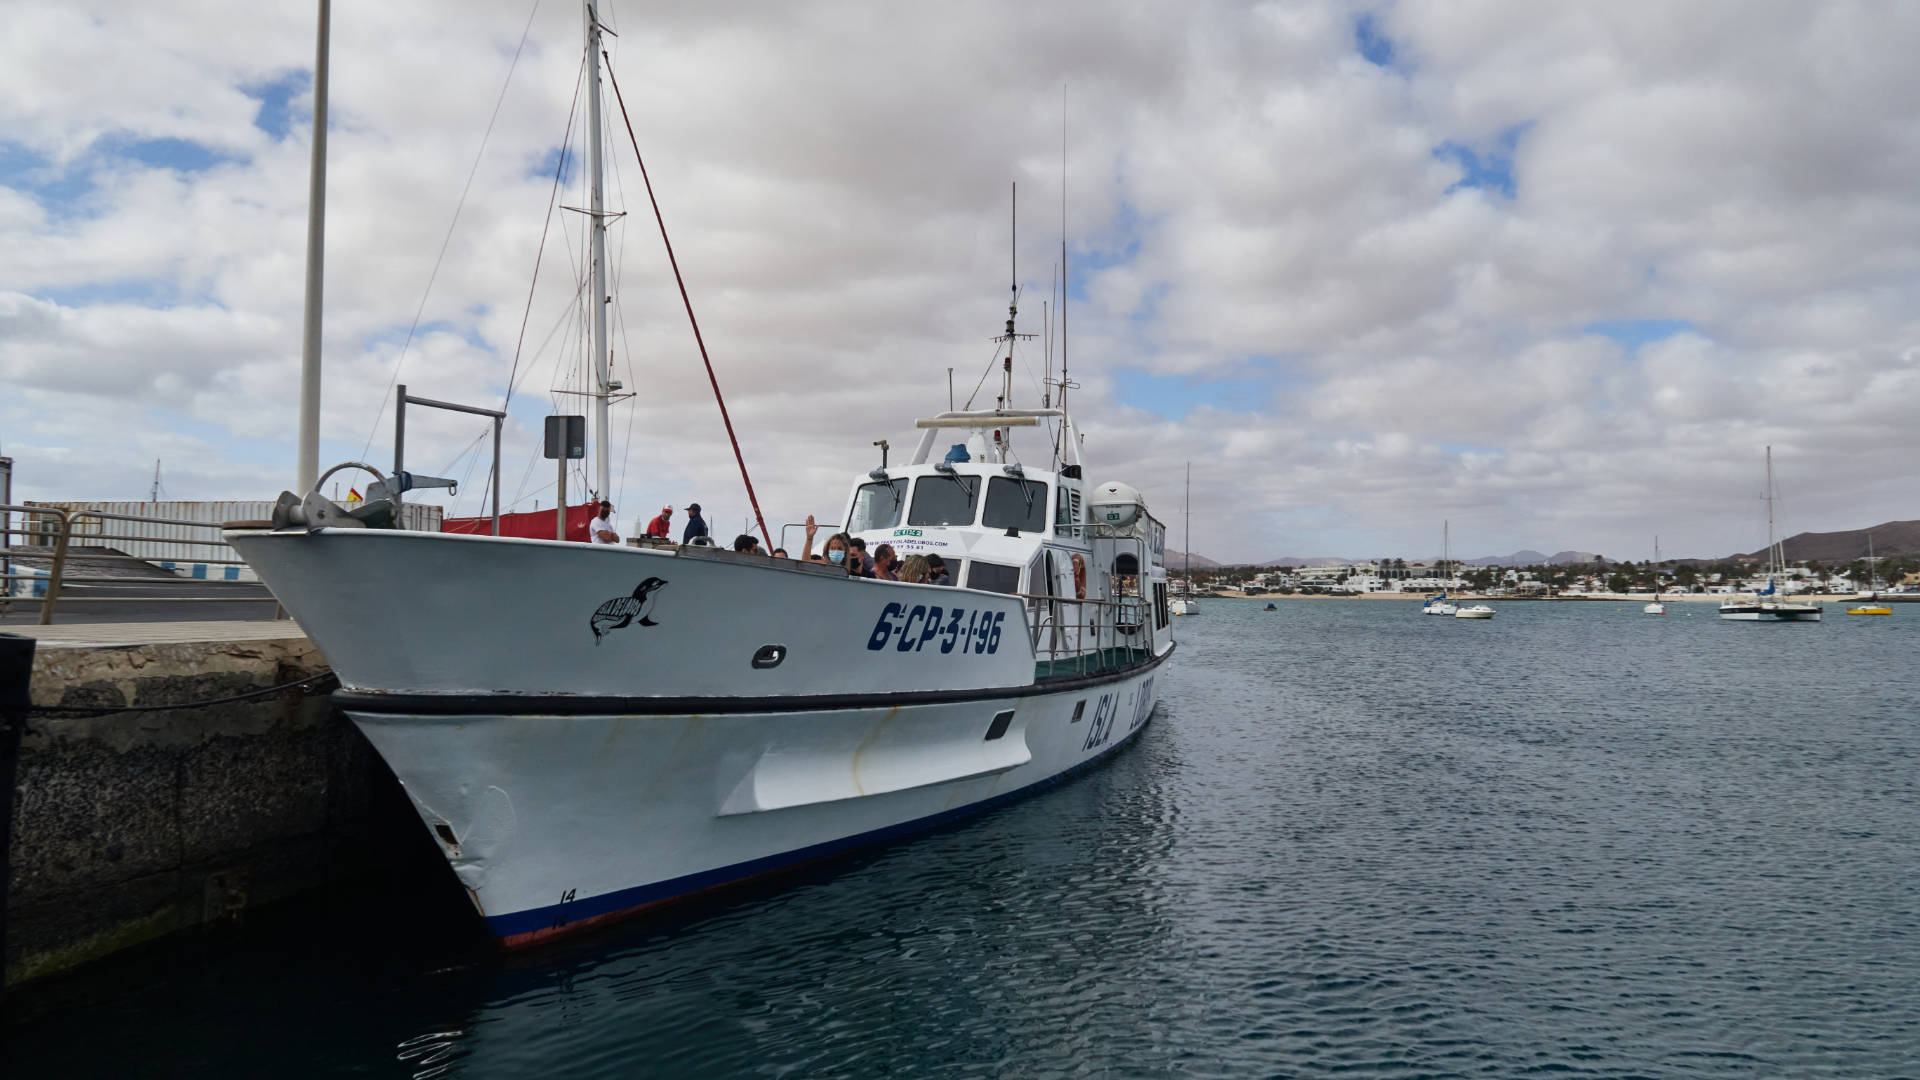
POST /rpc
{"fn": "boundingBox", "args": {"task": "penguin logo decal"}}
[590,577,668,644]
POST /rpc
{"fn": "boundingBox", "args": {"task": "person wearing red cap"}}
[644,506,674,539]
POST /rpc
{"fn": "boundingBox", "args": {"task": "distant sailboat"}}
[1720,447,1821,622]
[1423,520,1456,615]
[1644,535,1666,614]
[1170,462,1199,616]
[1848,533,1892,614]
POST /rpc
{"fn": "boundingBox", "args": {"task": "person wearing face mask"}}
[847,538,873,577]
[870,543,899,581]
[828,533,858,572]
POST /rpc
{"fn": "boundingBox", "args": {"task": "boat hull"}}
[344,658,1165,944]
[226,525,1173,945]
[225,527,1038,698]
[1718,604,1822,621]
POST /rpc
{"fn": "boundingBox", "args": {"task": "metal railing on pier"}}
[0,504,278,624]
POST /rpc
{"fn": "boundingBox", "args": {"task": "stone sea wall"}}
[5,635,423,988]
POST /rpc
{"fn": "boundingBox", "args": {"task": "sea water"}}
[7,599,1917,1077]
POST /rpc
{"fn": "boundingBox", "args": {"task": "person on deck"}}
[732,534,761,553]
[927,554,953,586]
[682,503,709,545]
[870,544,900,581]
[589,501,620,545]
[644,506,673,538]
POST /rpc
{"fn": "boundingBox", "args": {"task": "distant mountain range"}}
[1739,519,1920,563]
[1165,549,1222,570]
[1463,550,1600,567]
[1250,550,1598,568]
[1193,520,1918,572]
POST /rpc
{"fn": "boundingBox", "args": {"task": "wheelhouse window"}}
[966,560,1021,595]
[848,479,908,532]
[983,477,1049,534]
[908,474,979,527]
[1055,486,1082,528]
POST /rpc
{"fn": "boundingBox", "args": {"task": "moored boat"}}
[230,3,1173,947]
[1719,448,1821,623]
[1453,604,1494,619]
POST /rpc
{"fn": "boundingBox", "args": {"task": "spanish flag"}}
[346,487,363,504]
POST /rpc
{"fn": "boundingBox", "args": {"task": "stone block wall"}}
[6,636,431,987]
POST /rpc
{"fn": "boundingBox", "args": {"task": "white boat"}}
[1453,604,1494,619]
[229,6,1172,948]
[1719,447,1821,622]
[1171,463,1198,616]
[1422,520,1457,614]
[1645,537,1666,612]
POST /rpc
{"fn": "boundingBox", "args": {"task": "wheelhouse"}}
[835,409,1170,673]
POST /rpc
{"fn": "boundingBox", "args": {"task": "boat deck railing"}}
[1014,590,1161,679]
[1,503,279,624]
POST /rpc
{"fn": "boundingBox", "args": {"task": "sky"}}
[4,1,1918,565]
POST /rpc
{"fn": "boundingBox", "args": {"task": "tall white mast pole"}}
[295,0,330,493]
[585,2,612,501]
[1765,445,1777,579]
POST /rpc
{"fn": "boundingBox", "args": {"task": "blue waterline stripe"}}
[484,710,1159,939]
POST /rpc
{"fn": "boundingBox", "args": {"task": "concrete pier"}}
[3,622,427,989]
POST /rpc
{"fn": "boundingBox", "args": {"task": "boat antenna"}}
[1053,81,1072,469]
[991,181,1035,419]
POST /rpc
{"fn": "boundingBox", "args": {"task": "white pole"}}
[585,2,612,502]
[295,0,330,493]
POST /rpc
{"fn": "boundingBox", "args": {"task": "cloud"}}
[2,0,1918,563]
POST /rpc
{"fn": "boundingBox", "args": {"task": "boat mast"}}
[1765,445,1777,583]
[585,1,612,501]
[1184,461,1192,584]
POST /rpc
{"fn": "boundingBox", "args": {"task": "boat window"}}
[848,479,908,532]
[966,560,1020,595]
[983,477,1049,534]
[908,474,979,527]
[1055,487,1081,527]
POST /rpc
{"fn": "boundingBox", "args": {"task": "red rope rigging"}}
[601,51,771,548]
